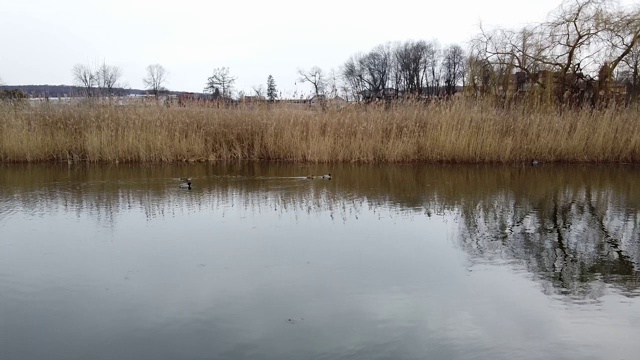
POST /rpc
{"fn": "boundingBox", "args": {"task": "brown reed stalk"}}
[1,99,638,163]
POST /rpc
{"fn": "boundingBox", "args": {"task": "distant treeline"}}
[0,85,196,98]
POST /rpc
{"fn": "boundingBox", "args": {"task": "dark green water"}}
[1,163,639,360]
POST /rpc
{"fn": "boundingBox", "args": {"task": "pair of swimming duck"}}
[307,174,332,180]
[178,173,332,189]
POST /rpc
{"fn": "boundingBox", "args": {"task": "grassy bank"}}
[1,100,639,163]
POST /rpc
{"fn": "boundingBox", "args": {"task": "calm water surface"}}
[1,163,639,360]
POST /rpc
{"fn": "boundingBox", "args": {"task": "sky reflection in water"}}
[1,163,639,360]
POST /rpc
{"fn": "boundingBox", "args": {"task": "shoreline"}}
[1,159,639,165]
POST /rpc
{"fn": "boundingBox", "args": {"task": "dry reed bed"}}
[1,101,639,163]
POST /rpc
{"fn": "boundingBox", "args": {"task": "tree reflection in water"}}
[456,170,640,300]
[2,162,639,301]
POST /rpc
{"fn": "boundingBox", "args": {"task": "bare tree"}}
[394,40,428,95]
[96,62,123,98]
[471,27,524,97]
[72,63,96,97]
[600,4,640,97]
[544,0,614,101]
[341,85,353,101]
[341,55,365,100]
[423,42,442,96]
[391,39,447,97]
[471,0,640,103]
[340,45,394,101]
[466,54,496,96]
[251,84,264,97]
[341,40,458,101]
[618,41,640,98]
[360,45,392,96]
[143,64,168,97]
[298,66,326,98]
[326,69,340,98]
[442,44,466,95]
[204,67,236,98]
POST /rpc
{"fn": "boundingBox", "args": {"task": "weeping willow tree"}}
[470,0,640,106]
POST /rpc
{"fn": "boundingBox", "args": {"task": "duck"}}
[321,174,332,180]
[179,181,192,190]
[306,175,315,179]
[179,177,192,181]
[531,160,540,166]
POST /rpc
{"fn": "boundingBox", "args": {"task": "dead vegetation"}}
[1,99,639,164]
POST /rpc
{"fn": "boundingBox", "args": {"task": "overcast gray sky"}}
[0,0,625,96]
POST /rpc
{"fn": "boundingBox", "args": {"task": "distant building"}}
[241,96,266,103]
[467,65,628,105]
[308,94,326,105]
[327,96,347,109]
[358,88,404,102]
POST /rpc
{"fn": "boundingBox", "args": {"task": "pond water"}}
[1,162,639,360]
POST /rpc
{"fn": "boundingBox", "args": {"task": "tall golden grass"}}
[1,99,639,163]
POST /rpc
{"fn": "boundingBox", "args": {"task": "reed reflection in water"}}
[1,163,639,360]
